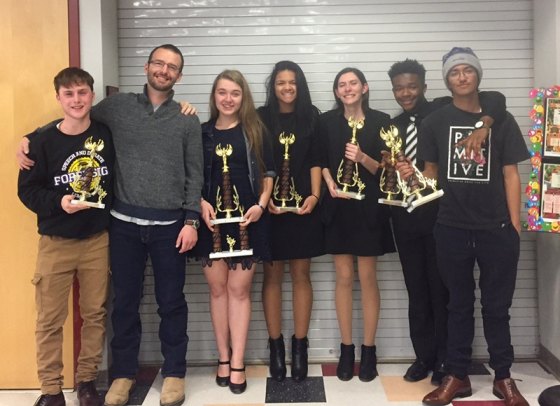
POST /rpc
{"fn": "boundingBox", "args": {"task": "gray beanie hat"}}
[442,47,482,87]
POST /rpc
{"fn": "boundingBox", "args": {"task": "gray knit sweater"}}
[91,85,202,220]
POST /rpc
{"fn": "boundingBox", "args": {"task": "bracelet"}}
[257,203,266,212]
[310,194,319,201]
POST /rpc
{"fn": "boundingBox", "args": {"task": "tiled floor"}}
[0,362,557,406]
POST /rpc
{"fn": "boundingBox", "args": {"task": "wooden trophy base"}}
[211,216,244,225]
[378,197,408,207]
[71,199,105,209]
[209,249,253,259]
[336,189,365,200]
[407,190,444,213]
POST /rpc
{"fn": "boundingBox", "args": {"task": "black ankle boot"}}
[268,335,286,381]
[359,344,378,382]
[291,335,309,382]
[337,343,355,381]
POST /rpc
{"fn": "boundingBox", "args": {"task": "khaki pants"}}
[33,231,109,394]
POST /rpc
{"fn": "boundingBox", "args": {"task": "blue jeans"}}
[109,217,188,378]
[434,222,519,378]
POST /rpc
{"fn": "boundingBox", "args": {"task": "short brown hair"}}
[53,67,94,93]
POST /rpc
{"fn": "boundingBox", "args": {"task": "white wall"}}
[534,0,560,366]
[80,0,119,98]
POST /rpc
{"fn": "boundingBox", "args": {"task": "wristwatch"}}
[184,219,200,230]
[474,120,489,130]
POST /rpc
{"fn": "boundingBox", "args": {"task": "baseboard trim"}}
[539,344,560,380]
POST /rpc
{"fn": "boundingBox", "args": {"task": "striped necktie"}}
[405,115,417,165]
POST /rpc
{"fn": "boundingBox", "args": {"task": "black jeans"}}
[396,232,448,365]
[109,217,188,378]
[434,222,519,378]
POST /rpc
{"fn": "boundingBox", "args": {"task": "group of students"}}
[17,44,530,406]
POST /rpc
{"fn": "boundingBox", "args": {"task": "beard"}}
[147,72,177,92]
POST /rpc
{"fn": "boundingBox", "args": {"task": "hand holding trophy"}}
[335,117,366,200]
[378,125,443,212]
[209,143,253,259]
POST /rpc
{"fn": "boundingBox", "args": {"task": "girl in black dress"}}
[258,61,324,382]
[196,70,275,394]
[319,67,395,382]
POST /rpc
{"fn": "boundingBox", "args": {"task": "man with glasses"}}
[98,43,202,406]
[18,44,203,406]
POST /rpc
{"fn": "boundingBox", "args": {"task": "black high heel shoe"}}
[215,360,230,387]
[229,366,247,394]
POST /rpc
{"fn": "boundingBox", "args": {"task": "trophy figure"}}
[209,143,254,259]
[336,117,366,200]
[70,136,107,209]
[273,132,303,212]
[212,143,244,224]
[378,126,408,207]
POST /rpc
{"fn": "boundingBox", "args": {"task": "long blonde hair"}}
[209,70,265,171]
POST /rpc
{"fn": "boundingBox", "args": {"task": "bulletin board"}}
[525,86,560,232]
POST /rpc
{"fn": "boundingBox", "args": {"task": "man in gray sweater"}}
[95,44,202,406]
[18,44,202,406]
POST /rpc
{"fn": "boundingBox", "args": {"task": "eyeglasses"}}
[149,60,180,74]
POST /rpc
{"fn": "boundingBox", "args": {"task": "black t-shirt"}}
[418,104,529,229]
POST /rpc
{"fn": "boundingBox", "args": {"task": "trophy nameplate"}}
[336,117,366,200]
[273,132,304,212]
[70,137,107,209]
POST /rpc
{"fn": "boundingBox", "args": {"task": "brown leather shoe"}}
[493,378,530,406]
[422,375,472,405]
[33,392,65,406]
[77,381,102,406]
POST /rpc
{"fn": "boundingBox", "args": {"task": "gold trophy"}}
[378,126,408,207]
[336,117,365,200]
[273,132,303,212]
[209,143,253,259]
[70,136,107,209]
[378,126,443,212]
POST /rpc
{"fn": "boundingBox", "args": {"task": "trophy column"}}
[336,117,365,200]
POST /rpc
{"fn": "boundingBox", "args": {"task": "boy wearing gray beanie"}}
[406,47,531,406]
[441,47,483,88]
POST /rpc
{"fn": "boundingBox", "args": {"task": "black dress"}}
[194,124,271,269]
[319,108,395,256]
[258,106,325,260]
